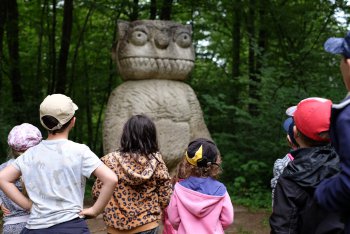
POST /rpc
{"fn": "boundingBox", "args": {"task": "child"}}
[167,138,234,234]
[315,31,350,233]
[0,123,42,234]
[270,117,297,205]
[269,97,344,233]
[0,94,118,233]
[92,114,172,234]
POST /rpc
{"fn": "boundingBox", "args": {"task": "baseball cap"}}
[8,123,42,152]
[324,31,350,58]
[282,117,297,146]
[185,138,218,167]
[286,97,332,142]
[40,94,78,130]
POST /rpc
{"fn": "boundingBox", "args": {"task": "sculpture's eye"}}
[175,32,191,48]
[129,30,148,46]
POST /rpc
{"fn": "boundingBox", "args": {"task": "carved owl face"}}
[114,20,195,81]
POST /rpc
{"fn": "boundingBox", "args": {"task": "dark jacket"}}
[316,97,350,233]
[270,145,344,234]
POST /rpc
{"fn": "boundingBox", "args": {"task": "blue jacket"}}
[315,97,350,233]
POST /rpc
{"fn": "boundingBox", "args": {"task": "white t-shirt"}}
[12,139,102,229]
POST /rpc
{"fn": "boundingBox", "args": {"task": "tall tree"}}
[56,0,73,94]
[69,2,95,96]
[48,0,57,94]
[35,0,47,98]
[160,0,173,20]
[231,0,241,79]
[0,0,7,97]
[150,0,157,20]
[247,0,259,115]
[130,0,139,21]
[6,0,24,104]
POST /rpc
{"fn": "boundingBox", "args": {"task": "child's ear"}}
[286,135,293,146]
[71,117,76,128]
[318,131,330,140]
[293,126,299,138]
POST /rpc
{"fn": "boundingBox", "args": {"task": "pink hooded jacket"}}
[167,178,234,234]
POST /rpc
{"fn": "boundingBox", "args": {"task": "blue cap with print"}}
[324,31,350,58]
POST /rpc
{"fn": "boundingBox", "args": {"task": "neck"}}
[47,131,69,140]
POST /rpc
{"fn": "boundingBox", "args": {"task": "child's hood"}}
[174,182,227,218]
[283,145,340,188]
[115,152,162,185]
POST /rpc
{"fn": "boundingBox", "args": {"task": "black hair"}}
[41,115,73,135]
[297,130,329,147]
[120,114,159,156]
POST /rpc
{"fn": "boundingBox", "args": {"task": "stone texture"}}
[103,80,211,170]
[104,20,211,171]
[113,20,195,81]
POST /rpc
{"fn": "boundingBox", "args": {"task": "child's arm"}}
[0,165,32,210]
[80,164,117,218]
[167,186,180,230]
[220,192,234,230]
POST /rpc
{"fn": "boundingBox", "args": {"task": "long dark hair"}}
[120,114,159,156]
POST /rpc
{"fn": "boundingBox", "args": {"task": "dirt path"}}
[0,205,270,233]
[86,205,270,234]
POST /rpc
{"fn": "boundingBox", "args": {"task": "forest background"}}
[0,0,349,209]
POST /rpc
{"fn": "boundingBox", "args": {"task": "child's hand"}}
[1,204,10,216]
[79,207,99,219]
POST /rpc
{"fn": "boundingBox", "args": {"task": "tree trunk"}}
[69,2,95,96]
[82,46,93,147]
[130,0,139,21]
[0,0,7,97]
[6,0,24,103]
[35,0,46,98]
[150,0,156,20]
[55,0,73,94]
[160,0,172,20]
[232,0,241,79]
[247,0,258,115]
[256,0,268,76]
[48,0,57,94]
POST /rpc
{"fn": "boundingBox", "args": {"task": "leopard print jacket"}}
[92,151,172,231]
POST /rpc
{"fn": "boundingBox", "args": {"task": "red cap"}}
[289,97,332,142]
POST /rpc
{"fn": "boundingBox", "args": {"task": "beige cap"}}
[40,94,78,130]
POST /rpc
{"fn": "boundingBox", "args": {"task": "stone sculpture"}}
[104,20,211,170]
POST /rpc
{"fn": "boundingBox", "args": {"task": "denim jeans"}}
[136,226,160,234]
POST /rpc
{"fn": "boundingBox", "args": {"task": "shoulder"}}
[100,151,120,168]
[332,96,350,110]
[332,97,350,122]
[274,154,291,167]
[65,141,99,158]
[276,176,306,197]
[66,140,90,150]
[0,160,10,170]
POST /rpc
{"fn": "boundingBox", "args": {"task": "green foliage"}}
[0,0,349,207]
